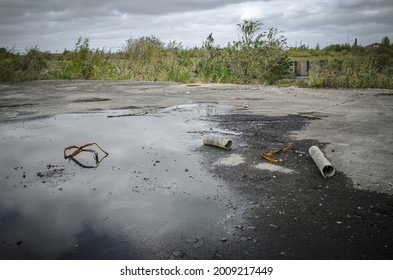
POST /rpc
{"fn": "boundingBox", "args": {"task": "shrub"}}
[228,21,291,84]
[21,46,50,80]
[307,55,393,89]
[53,37,94,79]
[0,47,23,81]
[196,33,234,83]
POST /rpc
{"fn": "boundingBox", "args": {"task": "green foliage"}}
[323,43,352,53]
[381,36,391,47]
[21,46,50,80]
[307,55,393,89]
[54,37,95,79]
[0,46,51,81]
[196,34,234,83]
[196,21,291,84]
[229,21,291,84]
[1,24,391,89]
[0,47,22,81]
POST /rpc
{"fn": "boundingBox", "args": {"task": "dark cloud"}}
[0,0,392,52]
[0,0,266,18]
[338,0,392,9]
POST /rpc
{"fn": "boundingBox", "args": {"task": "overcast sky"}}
[1,0,392,52]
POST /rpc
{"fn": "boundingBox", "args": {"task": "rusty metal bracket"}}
[261,143,292,163]
[64,143,109,168]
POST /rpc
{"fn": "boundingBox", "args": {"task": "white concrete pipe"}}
[308,146,335,178]
[203,135,233,150]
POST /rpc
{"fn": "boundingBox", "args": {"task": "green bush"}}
[1,23,391,89]
[0,46,50,81]
[21,46,50,80]
[196,34,234,83]
[227,21,291,84]
[307,55,393,89]
[197,21,291,85]
[0,47,23,81]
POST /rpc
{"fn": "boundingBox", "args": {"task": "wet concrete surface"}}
[203,113,393,259]
[0,105,251,259]
[0,80,393,260]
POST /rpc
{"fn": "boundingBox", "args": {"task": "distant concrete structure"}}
[366,43,381,49]
[290,60,324,76]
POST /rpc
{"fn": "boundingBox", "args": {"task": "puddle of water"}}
[0,104,245,259]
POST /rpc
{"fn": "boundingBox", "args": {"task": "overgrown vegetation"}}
[303,42,393,88]
[1,20,392,89]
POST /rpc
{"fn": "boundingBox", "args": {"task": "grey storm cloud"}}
[0,0,265,17]
[0,0,392,52]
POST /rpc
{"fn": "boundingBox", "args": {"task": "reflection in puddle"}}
[0,104,245,259]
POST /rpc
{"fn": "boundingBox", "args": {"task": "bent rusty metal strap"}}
[261,143,292,163]
[64,143,109,168]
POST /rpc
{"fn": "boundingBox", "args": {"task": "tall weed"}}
[307,55,393,89]
[0,47,23,81]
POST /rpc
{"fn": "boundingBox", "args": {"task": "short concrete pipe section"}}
[203,135,233,150]
[309,145,335,178]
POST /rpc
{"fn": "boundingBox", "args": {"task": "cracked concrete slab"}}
[0,80,392,194]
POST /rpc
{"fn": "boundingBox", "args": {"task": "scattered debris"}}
[261,143,292,163]
[203,135,233,149]
[308,146,335,178]
[64,143,109,168]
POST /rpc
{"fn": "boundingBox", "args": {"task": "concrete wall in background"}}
[290,60,325,76]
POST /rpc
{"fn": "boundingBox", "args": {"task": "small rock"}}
[221,237,227,242]
[185,168,189,172]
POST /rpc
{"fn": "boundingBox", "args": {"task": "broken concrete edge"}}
[203,135,233,150]
[308,145,335,178]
